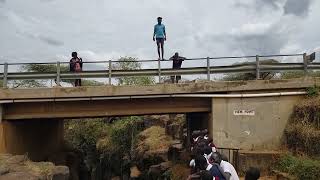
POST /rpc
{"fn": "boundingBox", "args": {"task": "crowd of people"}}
[188,129,260,180]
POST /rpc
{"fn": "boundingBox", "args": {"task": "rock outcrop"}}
[0,154,69,180]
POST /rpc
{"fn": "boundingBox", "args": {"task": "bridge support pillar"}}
[0,119,64,161]
[210,96,301,150]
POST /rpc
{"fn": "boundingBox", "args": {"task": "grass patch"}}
[25,161,55,177]
[284,96,320,156]
[136,126,174,153]
[277,154,320,180]
[284,123,320,156]
[169,164,190,180]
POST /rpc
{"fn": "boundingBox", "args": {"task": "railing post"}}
[158,60,161,83]
[303,53,308,75]
[3,62,8,88]
[108,60,112,85]
[256,55,260,80]
[207,57,210,81]
[56,61,61,86]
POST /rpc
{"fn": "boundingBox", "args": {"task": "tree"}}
[11,64,104,88]
[113,57,155,86]
[65,117,144,179]
[280,71,320,79]
[222,59,279,81]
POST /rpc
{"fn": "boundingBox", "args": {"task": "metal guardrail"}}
[0,53,317,88]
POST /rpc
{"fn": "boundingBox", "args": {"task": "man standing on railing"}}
[153,17,166,60]
[69,52,83,86]
[169,52,186,83]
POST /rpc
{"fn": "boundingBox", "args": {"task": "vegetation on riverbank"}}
[279,93,320,180]
[64,117,144,179]
[284,96,320,156]
[277,154,320,180]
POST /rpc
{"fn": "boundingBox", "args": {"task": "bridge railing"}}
[0,53,318,88]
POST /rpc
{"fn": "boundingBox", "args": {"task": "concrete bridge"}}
[0,77,318,160]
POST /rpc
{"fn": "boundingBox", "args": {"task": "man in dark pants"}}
[169,52,186,83]
[153,17,166,60]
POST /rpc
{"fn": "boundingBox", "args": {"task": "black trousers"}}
[75,79,81,86]
[171,75,181,83]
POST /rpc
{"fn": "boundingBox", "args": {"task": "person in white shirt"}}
[211,152,240,180]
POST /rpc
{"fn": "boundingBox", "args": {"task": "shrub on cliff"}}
[135,126,174,154]
[284,96,320,156]
[277,154,320,180]
[65,117,144,178]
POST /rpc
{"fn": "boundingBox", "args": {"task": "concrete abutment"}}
[210,96,302,150]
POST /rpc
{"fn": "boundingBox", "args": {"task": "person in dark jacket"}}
[195,155,226,180]
[169,52,186,83]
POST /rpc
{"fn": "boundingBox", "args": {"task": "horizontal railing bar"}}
[1,63,318,81]
[259,53,304,58]
[4,62,59,65]
[0,53,305,66]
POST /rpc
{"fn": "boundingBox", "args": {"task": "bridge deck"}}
[0,77,316,120]
[0,77,317,101]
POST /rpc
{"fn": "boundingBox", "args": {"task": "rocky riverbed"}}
[0,154,69,180]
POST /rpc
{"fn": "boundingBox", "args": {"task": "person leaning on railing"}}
[69,52,83,87]
[169,52,186,83]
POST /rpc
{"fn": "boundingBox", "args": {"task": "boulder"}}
[148,164,162,179]
[148,161,173,179]
[7,155,27,164]
[159,161,172,172]
[0,166,9,176]
[0,172,40,180]
[52,166,69,180]
[0,154,70,180]
[130,166,141,178]
[111,176,120,180]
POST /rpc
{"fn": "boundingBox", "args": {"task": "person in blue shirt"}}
[153,17,166,60]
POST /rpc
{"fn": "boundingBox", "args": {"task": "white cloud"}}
[0,0,319,67]
[230,23,272,36]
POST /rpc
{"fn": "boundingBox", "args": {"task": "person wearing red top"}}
[69,52,83,87]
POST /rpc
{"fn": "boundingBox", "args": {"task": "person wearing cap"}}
[153,17,166,60]
[169,52,186,83]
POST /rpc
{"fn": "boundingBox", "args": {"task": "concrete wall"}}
[211,96,302,150]
[0,119,64,161]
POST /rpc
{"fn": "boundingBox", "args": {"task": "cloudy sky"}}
[0,0,320,67]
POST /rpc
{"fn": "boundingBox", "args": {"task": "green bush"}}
[277,154,320,180]
[306,86,320,97]
[64,117,144,178]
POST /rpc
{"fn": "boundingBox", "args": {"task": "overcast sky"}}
[0,0,320,66]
